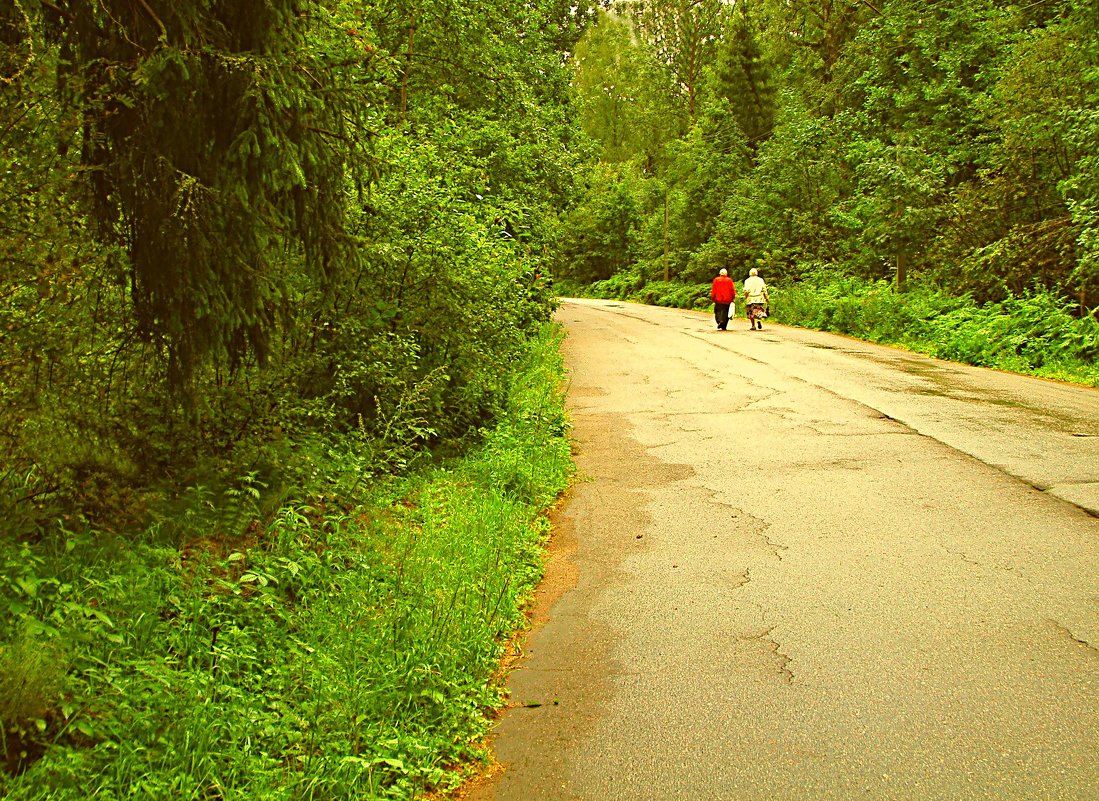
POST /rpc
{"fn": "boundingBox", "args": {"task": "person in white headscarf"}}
[743,267,769,330]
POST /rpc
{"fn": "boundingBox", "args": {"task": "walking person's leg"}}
[717,303,732,330]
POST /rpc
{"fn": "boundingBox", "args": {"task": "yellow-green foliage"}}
[0,325,573,801]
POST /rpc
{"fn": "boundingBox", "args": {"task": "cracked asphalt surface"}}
[465,298,1099,801]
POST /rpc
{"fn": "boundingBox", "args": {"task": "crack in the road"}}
[691,486,787,564]
[824,429,921,437]
[755,520,788,562]
[783,457,866,472]
[1050,620,1099,656]
[741,625,795,684]
[671,355,734,385]
[725,502,786,563]
[741,392,784,413]
[945,548,983,568]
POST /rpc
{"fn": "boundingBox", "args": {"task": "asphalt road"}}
[465,298,1099,801]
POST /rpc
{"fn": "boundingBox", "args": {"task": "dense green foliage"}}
[778,280,1099,384]
[558,0,1099,332]
[0,0,588,527]
[1,0,589,796]
[0,325,572,799]
[6,0,1098,796]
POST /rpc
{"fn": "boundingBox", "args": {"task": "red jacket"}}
[711,275,736,304]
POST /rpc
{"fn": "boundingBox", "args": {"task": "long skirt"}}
[747,303,767,322]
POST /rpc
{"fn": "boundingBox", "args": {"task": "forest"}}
[1,0,583,797]
[561,0,1099,382]
[0,0,1096,798]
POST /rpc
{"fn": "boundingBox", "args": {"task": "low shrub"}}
[578,276,711,311]
[773,280,1099,385]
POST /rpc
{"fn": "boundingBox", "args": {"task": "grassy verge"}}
[0,324,574,800]
[774,279,1099,386]
[566,274,1099,387]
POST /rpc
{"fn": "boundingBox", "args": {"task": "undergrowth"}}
[775,279,1099,386]
[0,325,574,800]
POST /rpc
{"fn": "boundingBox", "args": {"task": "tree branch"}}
[135,0,168,41]
[0,0,34,86]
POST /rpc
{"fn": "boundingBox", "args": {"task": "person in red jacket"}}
[710,268,736,331]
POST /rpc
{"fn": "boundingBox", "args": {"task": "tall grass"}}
[0,325,573,800]
[775,279,1099,385]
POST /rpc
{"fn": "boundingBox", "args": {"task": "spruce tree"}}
[44,0,362,391]
[707,6,776,151]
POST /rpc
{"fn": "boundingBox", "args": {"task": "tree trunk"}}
[400,21,416,122]
[664,189,670,281]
